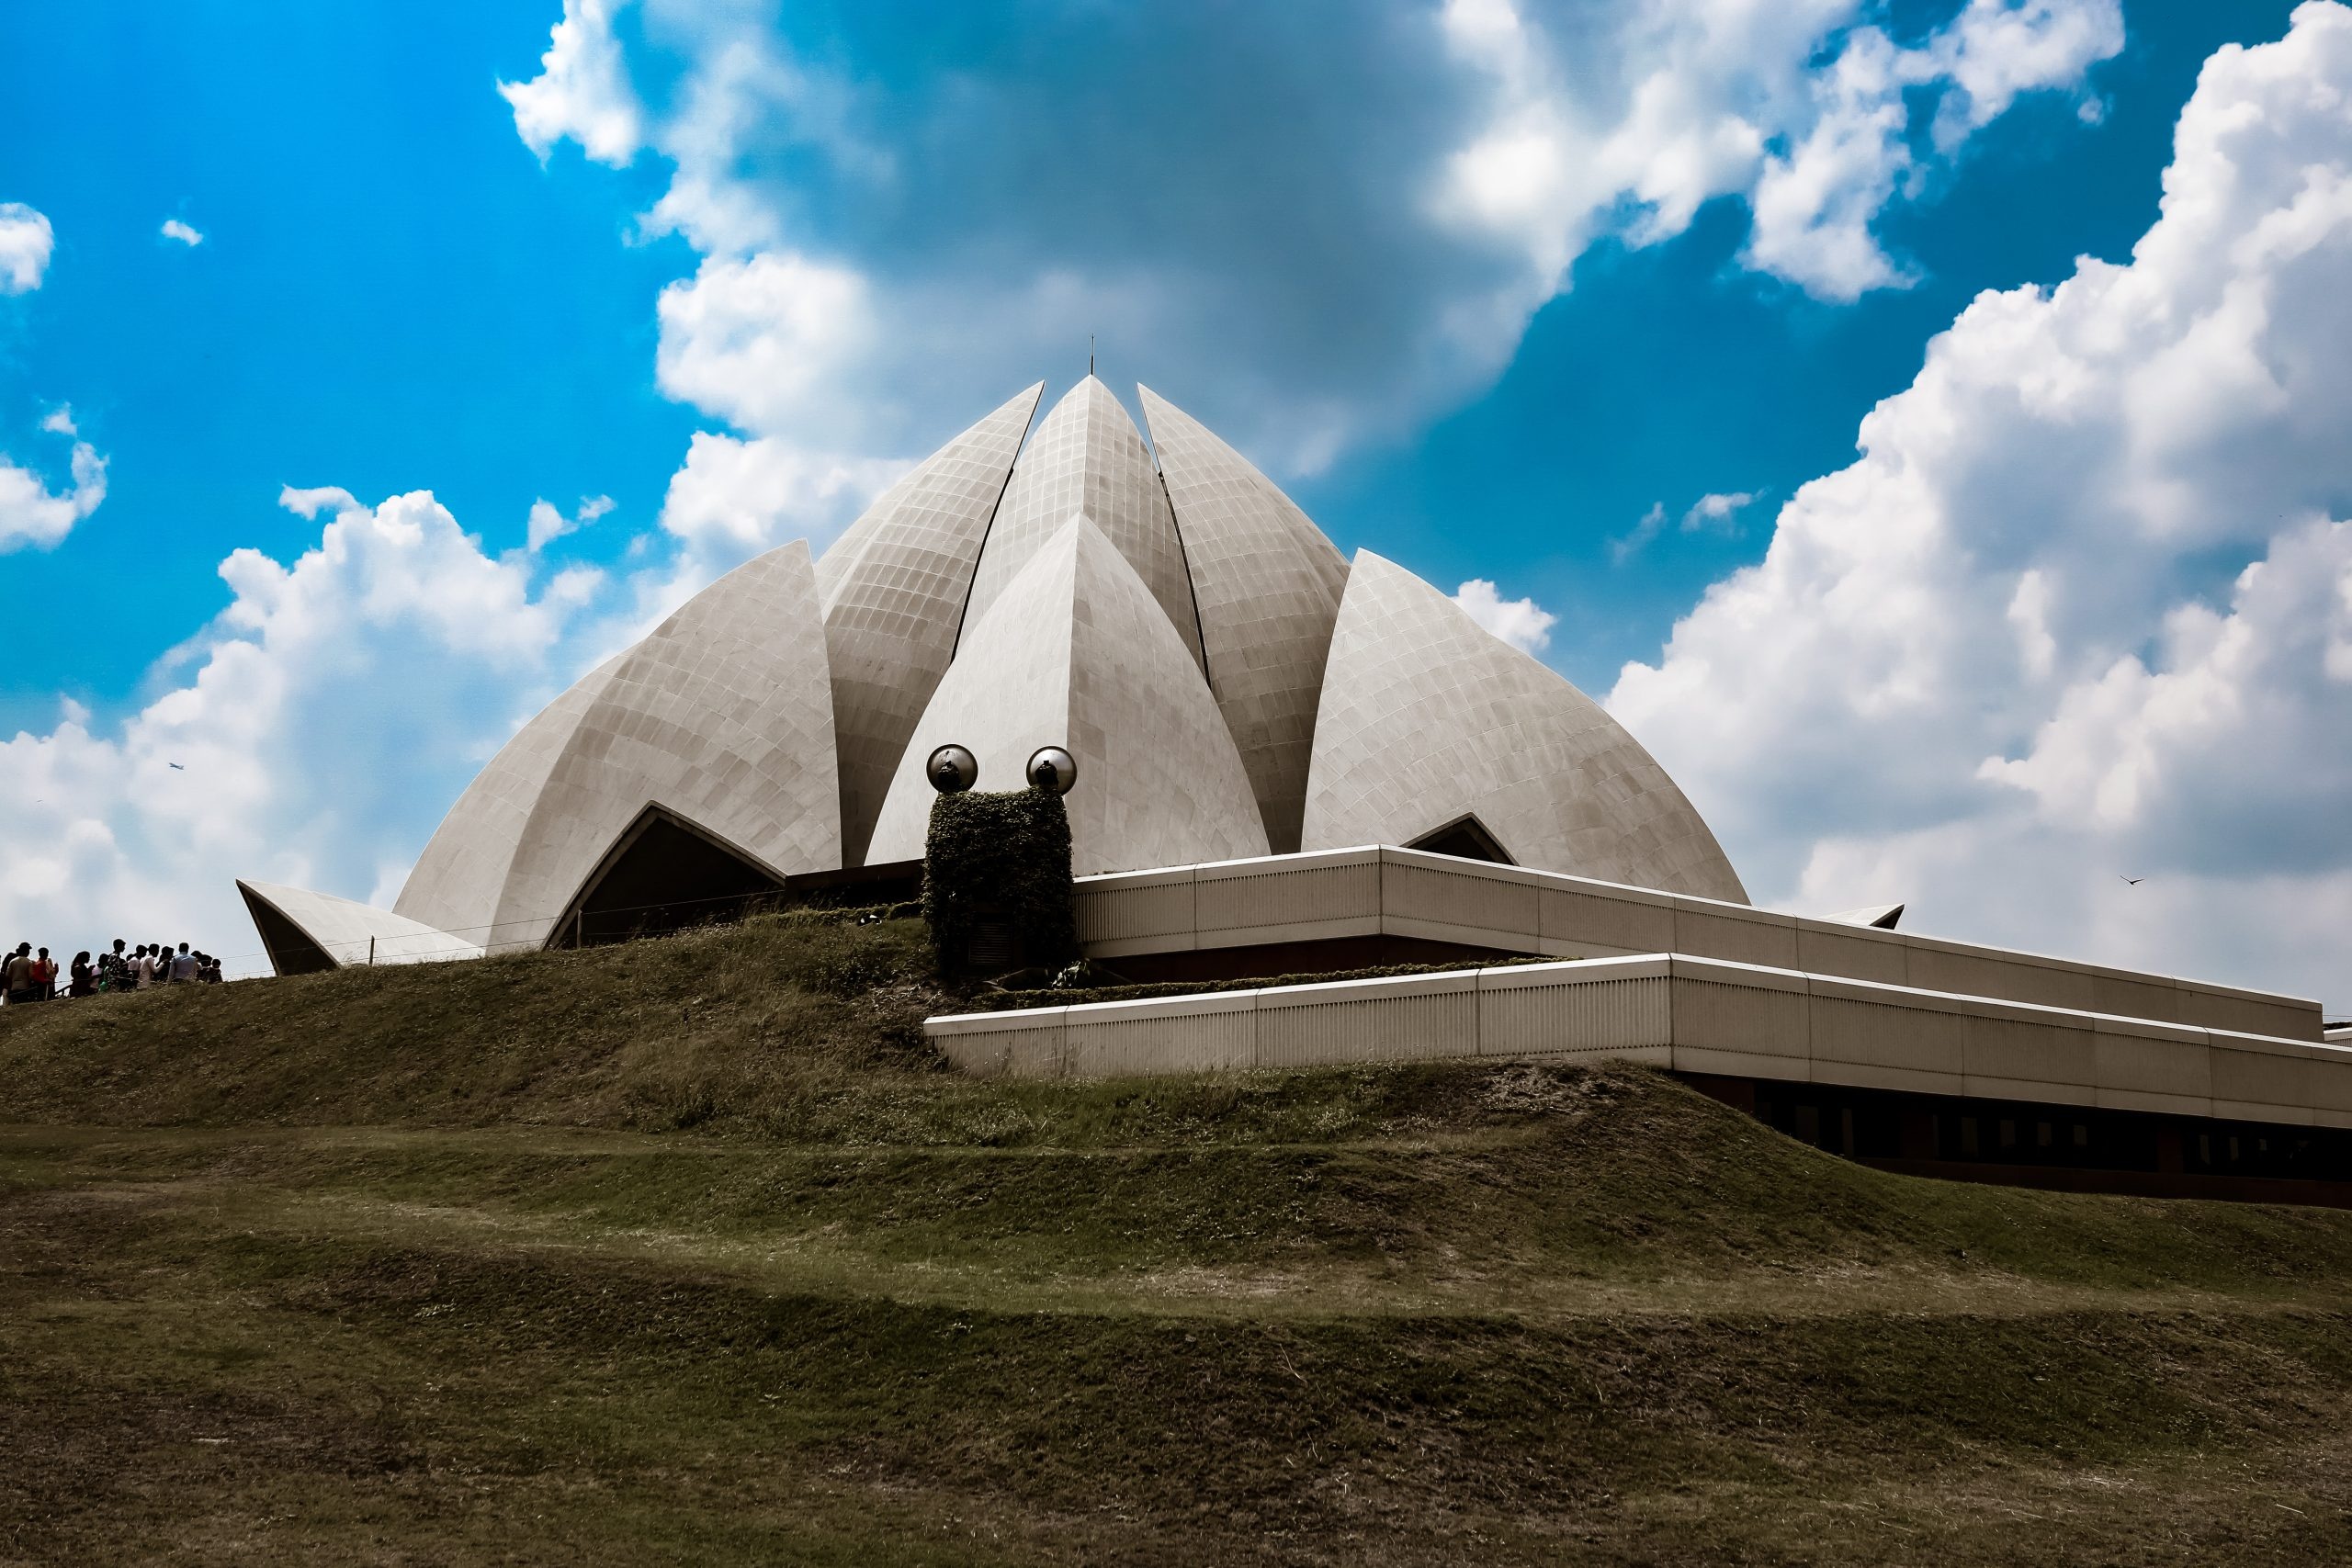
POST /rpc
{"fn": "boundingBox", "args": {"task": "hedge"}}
[922,788,1077,977]
[962,954,1562,1011]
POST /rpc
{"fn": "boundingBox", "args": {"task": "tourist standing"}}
[134,944,157,990]
[169,942,198,985]
[34,947,57,1000]
[4,943,34,1005]
[98,939,130,993]
[68,951,96,998]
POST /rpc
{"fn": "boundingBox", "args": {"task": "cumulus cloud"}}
[0,489,612,974]
[1453,578,1560,654]
[1439,0,2123,304]
[631,431,902,621]
[1,406,108,551]
[501,0,642,166]
[1608,2,2352,1009]
[0,201,54,293]
[526,493,615,552]
[497,0,2119,496]
[159,218,204,246]
[652,252,876,438]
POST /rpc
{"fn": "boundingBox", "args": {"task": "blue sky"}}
[3,0,2347,1008]
[0,3,696,728]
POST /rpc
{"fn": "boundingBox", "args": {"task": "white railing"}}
[1073,847,2323,1041]
[928,953,2352,1130]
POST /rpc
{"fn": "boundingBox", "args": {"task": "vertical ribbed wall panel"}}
[1668,975,1811,1080]
[1195,854,1379,942]
[1807,994,1966,1095]
[1381,855,1542,945]
[1256,985,1478,1069]
[1066,1009,1256,1077]
[930,1016,1068,1078]
[1479,975,1670,1060]
[1077,875,1198,947]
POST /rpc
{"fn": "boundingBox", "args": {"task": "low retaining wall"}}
[928,954,2352,1129]
[1073,848,2322,1041]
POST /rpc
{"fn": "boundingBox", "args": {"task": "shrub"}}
[963,954,1559,1011]
[922,789,1077,977]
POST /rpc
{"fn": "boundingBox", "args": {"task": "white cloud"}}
[0,201,53,293]
[1611,490,1759,561]
[1613,502,1672,563]
[1608,1,2352,1010]
[1,408,107,552]
[500,0,643,167]
[526,493,615,552]
[633,430,901,621]
[1682,491,1758,531]
[159,218,204,247]
[491,0,2121,512]
[653,252,876,438]
[1439,0,2123,304]
[0,489,612,974]
[1453,578,1559,654]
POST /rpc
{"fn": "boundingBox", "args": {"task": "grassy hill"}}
[5,914,2351,1564]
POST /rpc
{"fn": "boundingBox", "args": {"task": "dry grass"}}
[5,916,2352,1563]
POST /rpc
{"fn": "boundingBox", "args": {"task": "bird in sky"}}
[168,761,185,771]
[2120,874,2145,886]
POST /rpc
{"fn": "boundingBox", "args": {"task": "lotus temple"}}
[237,377,2352,1205]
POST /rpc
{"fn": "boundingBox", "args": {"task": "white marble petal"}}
[392,650,628,945]
[867,514,1268,875]
[1140,384,1348,853]
[492,540,842,946]
[1302,550,1747,902]
[818,383,1042,862]
[240,879,481,971]
[962,378,1205,673]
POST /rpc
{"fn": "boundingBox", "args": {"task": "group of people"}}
[3,939,223,1004]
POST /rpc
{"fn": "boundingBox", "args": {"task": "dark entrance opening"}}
[1405,813,1516,865]
[558,807,786,947]
[236,883,338,976]
[1681,1071,2352,1208]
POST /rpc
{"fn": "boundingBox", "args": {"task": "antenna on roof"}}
[1089,333,1096,377]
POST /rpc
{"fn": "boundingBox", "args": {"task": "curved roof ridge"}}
[242,879,480,969]
[816,380,1041,604]
[393,647,630,940]
[866,512,1267,874]
[818,381,1042,861]
[1138,383,1350,853]
[1302,549,1747,901]
[491,540,842,947]
[962,378,1205,674]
